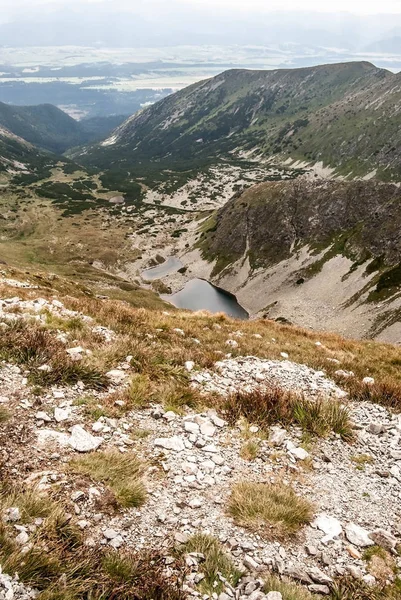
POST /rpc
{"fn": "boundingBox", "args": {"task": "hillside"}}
[0,266,401,600]
[0,102,126,154]
[74,61,401,182]
[0,125,63,177]
[193,179,401,341]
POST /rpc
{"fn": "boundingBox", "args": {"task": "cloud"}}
[2,0,401,14]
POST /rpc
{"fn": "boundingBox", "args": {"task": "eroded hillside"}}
[196,179,401,341]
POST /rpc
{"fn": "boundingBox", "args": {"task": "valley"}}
[1,60,401,342]
[1,50,401,600]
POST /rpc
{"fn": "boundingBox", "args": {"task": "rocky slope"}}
[75,61,401,181]
[194,178,401,342]
[0,269,401,600]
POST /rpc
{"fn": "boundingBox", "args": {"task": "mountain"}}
[195,178,401,341]
[77,61,401,182]
[0,102,127,154]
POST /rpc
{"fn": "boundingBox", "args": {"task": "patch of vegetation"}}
[0,407,11,423]
[345,379,401,412]
[228,481,314,538]
[240,439,260,460]
[0,320,108,389]
[0,485,184,600]
[178,534,242,595]
[351,454,374,470]
[220,388,354,441]
[263,574,317,600]
[69,450,146,508]
[329,576,401,600]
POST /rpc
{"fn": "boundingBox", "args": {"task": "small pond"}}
[162,278,248,320]
[142,257,183,281]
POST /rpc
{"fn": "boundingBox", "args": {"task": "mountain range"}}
[1,60,401,340]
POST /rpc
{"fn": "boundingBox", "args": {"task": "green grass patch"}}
[69,450,146,508]
[227,482,314,538]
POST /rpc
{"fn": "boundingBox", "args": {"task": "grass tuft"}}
[221,388,354,441]
[227,481,314,538]
[263,574,317,600]
[69,450,146,508]
[346,379,401,412]
[0,407,11,422]
[179,534,242,594]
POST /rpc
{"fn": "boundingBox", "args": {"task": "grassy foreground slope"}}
[1,267,401,599]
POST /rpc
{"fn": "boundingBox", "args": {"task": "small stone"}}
[280,352,289,359]
[370,529,398,552]
[345,523,374,547]
[269,427,287,446]
[285,566,312,584]
[184,422,200,434]
[185,361,195,372]
[35,411,52,422]
[109,536,123,549]
[103,528,119,540]
[16,531,29,545]
[307,567,333,585]
[188,498,203,509]
[71,491,85,502]
[154,436,185,452]
[313,514,342,541]
[200,422,216,437]
[346,545,362,559]
[266,593,283,600]
[211,415,226,428]
[363,377,375,385]
[54,407,70,423]
[308,585,330,595]
[289,446,309,461]
[174,532,189,544]
[5,507,20,522]
[106,369,127,384]
[163,411,176,422]
[243,555,259,571]
[368,423,384,435]
[69,425,103,453]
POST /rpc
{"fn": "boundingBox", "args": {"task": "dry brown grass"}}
[2,266,401,420]
[0,485,185,600]
[227,481,314,538]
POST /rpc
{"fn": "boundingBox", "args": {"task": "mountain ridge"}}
[75,61,401,182]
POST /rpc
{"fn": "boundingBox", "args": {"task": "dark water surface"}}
[162,278,248,319]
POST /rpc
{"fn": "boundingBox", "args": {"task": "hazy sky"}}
[1,0,401,15]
